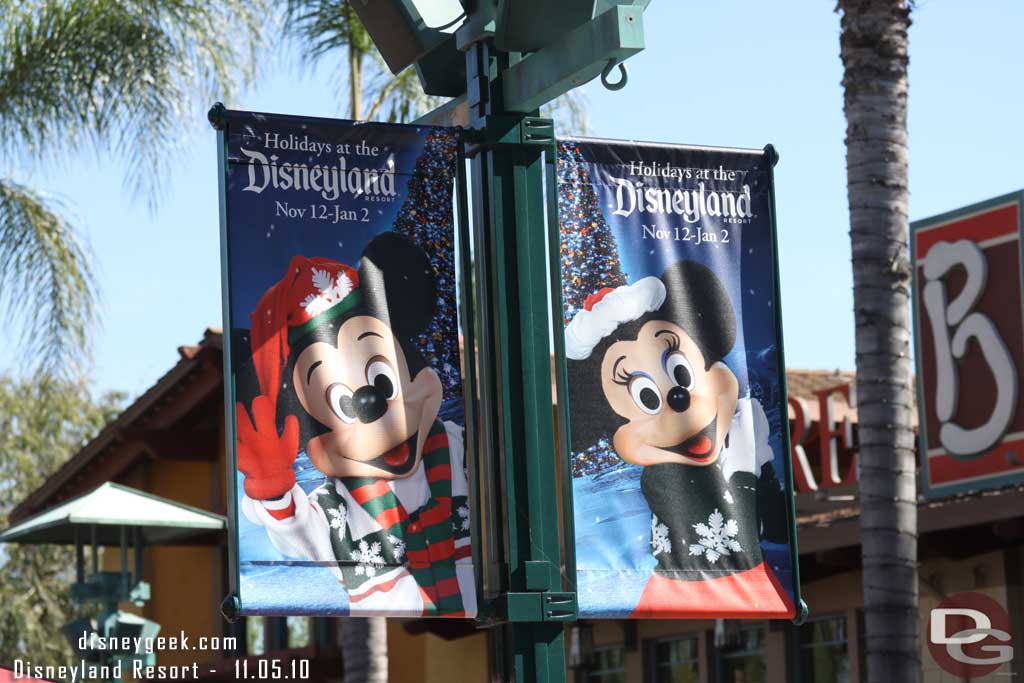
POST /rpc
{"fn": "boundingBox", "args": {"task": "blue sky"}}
[2,1,1022,397]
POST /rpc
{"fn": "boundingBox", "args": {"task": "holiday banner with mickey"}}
[557,139,801,619]
[217,110,473,618]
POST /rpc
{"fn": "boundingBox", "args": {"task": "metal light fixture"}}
[348,0,468,96]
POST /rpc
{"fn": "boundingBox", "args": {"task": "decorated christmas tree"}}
[556,141,628,325]
[393,128,462,396]
[557,142,629,475]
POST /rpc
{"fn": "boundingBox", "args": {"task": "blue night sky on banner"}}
[224,113,429,322]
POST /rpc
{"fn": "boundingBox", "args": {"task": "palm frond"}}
[284,0,438,122]
[285,0,372,62]
[364,66,440,123]
[0,0,268,206]
[0,179,97,376]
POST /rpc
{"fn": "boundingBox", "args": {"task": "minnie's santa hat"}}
[564,277,667,360]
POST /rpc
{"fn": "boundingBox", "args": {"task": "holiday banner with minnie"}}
[218,110,473,618]
[557,139,801,619]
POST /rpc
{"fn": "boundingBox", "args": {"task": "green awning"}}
[0,482,226,546]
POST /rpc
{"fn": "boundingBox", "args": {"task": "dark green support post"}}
[463,40,576,683]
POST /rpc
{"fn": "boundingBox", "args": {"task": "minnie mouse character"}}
[566,260,793,618]
[235,232,475,618]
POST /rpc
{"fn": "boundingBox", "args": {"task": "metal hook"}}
[600,60,628,91]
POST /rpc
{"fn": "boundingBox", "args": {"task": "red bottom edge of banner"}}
[629,562,796,619]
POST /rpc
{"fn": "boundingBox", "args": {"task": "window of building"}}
[798,615,850,683]
[651,635,699,683]
[587,645,627,683]
[246,618,265,657]
[719,625,766,683]
[286,617,311,649]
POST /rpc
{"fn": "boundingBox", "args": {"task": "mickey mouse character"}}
[565,260,793,618]
[236,232,475,618]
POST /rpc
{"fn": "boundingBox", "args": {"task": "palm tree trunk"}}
[348,32,363,119]
[838,1,918,681]
[341,617,388,683]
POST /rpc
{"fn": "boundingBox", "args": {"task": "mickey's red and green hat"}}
[249,256,362,409]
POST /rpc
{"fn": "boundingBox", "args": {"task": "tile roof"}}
[785,368,855,401]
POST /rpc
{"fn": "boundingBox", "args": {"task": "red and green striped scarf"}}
[342,419,464,616]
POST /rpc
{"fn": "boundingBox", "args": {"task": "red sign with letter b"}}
[913,193,1024,497]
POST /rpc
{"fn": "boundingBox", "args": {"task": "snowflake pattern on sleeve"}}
[308,477,472,596]
[326,505,348,543]
[351,540,386,577]
[641,463,764,577]
[688,509,742,564]
[387,534,406,561]
[650,514,672,557]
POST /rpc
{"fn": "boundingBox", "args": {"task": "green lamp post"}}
[311,2,651,680]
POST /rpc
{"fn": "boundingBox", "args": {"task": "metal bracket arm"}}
[501,5,645,113]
